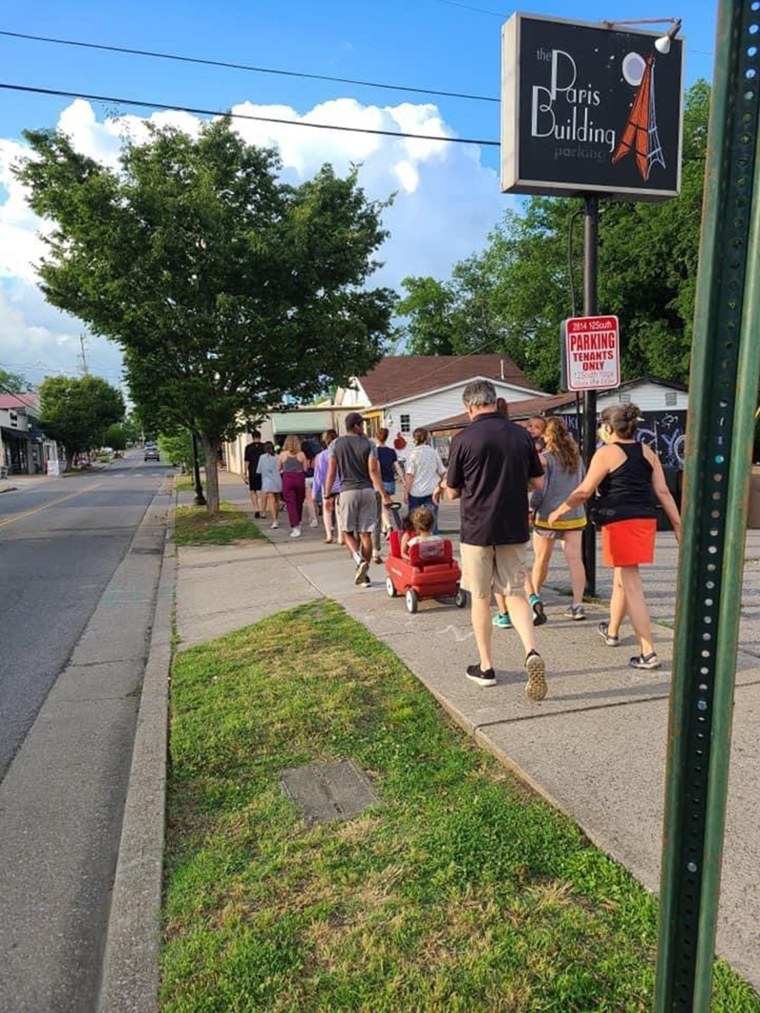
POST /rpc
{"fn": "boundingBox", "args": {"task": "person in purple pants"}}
[278,434,307,537]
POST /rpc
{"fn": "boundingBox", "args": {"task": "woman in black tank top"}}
[547,403,681,672]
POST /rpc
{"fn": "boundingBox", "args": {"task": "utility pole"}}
[581,195,599,597]
[78,335,89,375]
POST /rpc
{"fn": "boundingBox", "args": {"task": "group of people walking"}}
[442,380,680,701]
[244,432,320,536]
[243,377,680,702]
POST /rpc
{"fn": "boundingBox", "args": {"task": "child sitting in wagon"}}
[401,506,443,560]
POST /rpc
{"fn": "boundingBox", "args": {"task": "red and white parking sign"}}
[563,315,620,391]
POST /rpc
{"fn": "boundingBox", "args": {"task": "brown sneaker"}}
[524,651,547,701]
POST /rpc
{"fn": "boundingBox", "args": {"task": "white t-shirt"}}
[406,444,445,497]
[408,533,443,549]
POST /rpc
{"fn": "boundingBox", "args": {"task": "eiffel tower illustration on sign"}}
[612,54,666,181]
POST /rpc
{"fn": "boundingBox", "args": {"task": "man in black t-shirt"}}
[445,380,548,700]
[326,413,393,587]
[243,431,265,517]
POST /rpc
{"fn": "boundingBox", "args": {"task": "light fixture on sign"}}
[655,20,683,55]
[601,16,682,55]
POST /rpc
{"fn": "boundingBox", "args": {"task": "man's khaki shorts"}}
[337,488,378,533]
[460,542,528,598]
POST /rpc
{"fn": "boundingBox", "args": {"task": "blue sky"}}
[0,1,718,386]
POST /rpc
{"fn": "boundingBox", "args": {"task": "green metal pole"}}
[655,2,760,1009]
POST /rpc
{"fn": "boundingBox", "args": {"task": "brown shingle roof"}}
[428,392,578,431]
[0,392,37,410]
[356,355,537,407]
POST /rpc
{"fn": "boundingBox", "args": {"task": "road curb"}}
[97,483,176,1013]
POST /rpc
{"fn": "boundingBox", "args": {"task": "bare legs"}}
[249,487,262,514]
[304,482,318,525]
[531,530,586,606]
[265,492,279,525]
[531,533,555,597]
[343,530,372,564]
[610,565,655,657]
[472,593,537,670]
[322,496,343,543]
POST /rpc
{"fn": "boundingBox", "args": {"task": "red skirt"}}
[602,518,656,567]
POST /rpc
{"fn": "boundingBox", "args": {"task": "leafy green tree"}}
[396,81,709,392]
[102,422,128,451]
[158,430,194,472]
[38,375,125,469]
[0,368,30,393]
[396,276,460,355]
[17,118,394,511]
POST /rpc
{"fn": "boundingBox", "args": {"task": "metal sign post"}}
[582,195,599,596]
[654,2,760,1009]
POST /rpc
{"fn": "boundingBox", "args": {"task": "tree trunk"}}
[201,433,221,514]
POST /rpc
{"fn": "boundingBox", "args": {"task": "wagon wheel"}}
[405,588,419,614]
[386,576,398,598]
[454,587,468,608]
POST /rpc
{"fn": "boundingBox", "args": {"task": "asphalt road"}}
[0,453,166,776]
[0,452,171,1012]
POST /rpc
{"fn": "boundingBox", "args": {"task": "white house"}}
[335,355,546,440]
[428,375,689,469]
[225,354,548,474]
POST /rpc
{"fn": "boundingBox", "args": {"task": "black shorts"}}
[248,473,262,491]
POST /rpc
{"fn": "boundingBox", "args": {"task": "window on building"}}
[618,392,631,404]
[400,414,411,433]
[665,391,677,406]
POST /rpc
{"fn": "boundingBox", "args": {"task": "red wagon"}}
[384,530,468,613]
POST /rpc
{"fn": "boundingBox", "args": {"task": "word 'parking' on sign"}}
[562,315,620,391]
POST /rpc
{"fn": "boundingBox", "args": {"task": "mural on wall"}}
[561,410,686,469]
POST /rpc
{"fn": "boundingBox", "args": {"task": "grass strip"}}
[174,501,263,546]
[162,601,760,1012]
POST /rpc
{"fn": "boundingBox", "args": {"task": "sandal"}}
[323,537,334,544]
[629,652,660,670]
[597,621,619,646]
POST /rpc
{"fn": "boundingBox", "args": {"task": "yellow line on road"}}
[0,483,101,529]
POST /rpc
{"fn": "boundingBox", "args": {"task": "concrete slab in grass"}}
[281,760,380,823]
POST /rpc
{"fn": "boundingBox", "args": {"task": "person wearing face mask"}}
[547,403,681,671]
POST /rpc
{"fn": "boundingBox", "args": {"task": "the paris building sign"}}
[501,14,684,200]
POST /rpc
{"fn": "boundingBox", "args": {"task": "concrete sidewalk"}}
[172,471,760,993]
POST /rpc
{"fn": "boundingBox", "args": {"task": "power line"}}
[0,28,499,104]
[0,82,500,147]
[433,3,715,57]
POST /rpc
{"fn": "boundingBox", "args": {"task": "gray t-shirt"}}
[331,434,373,491]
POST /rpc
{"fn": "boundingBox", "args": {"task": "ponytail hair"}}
[600,403,641,440]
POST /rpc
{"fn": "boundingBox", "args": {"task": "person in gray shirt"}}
[326,413,393,587]
[530,417,588,620]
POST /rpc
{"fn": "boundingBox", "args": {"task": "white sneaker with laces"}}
[270,521,279,529]
[309,518,318,528]
[290,527,301,538]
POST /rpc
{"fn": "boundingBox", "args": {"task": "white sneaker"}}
[270,521,279,529]
[309,518,318,528]
[290,527,301,538]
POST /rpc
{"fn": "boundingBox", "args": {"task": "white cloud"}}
[0,96,507,385]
